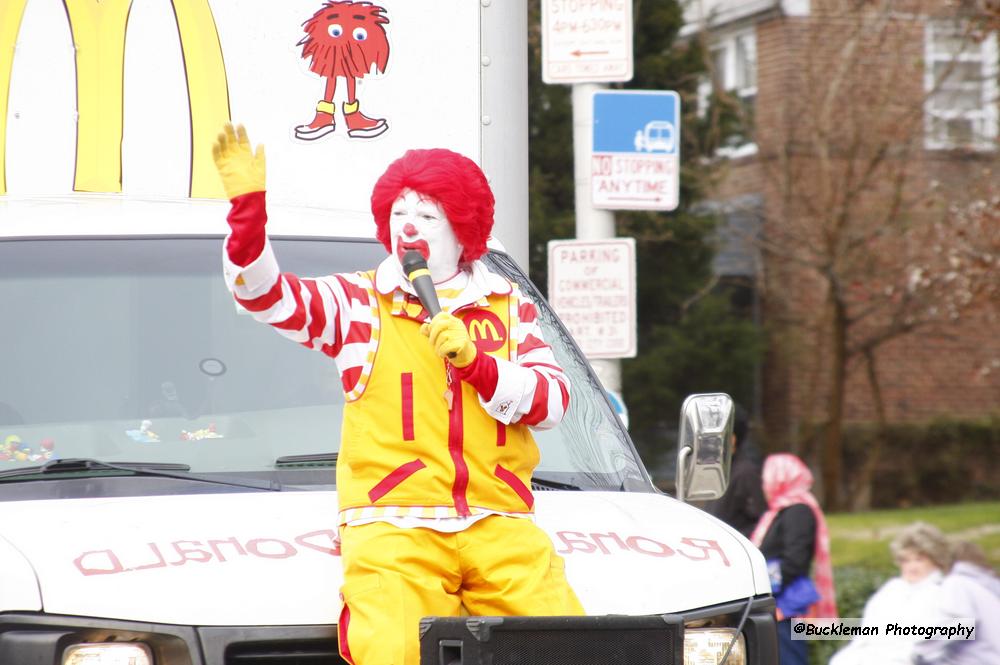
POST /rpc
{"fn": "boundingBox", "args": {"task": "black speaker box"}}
[419,614,684,665]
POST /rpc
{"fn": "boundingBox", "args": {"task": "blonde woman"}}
[829,522,950,665]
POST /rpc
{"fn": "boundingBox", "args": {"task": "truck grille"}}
[492,628,676,664]
[420,615,684,665]
[225,639,345,664]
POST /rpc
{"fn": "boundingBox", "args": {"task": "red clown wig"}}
[371,149,495,264]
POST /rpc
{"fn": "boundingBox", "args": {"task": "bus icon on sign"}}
[633,121,675,153]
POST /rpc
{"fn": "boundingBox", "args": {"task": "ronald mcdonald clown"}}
[213,125,583,664]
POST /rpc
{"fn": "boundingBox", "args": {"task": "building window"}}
[699,29,757,156]
[924,21,998,150]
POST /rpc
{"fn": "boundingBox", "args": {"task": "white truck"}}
[0,1,777,663]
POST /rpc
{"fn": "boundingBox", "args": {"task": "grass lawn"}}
[826,501,1000,570]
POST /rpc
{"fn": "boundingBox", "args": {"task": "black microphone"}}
[401,250,442,317]
[402,251,456,359]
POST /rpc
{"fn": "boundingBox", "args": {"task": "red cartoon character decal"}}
[296,1,390,141]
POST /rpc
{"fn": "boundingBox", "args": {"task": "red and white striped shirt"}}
[222,233,570,430]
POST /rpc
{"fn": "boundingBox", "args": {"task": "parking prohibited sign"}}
[547,238,636,359]
[591,90,680,211]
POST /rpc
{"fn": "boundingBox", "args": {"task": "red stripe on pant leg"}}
[368,459,426,503]
[494,464,534,509]
[401,373,414,440]
[338,602,355,665]
[496,421,506,447]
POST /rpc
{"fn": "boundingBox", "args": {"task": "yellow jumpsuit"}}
[336,280,583,665]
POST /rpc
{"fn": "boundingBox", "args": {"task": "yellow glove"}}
[212,123,266,200]
[422,312,477,368]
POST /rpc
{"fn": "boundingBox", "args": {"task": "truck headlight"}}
[684,628,746,665]
[63,643,153,665]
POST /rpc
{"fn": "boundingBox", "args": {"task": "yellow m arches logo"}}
[465,311,507,353]
[0,0,229,197]
[468,318,502,343]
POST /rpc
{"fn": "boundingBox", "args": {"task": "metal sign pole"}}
[571,82,620,393]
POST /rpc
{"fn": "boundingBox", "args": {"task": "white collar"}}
[373,255,513,302]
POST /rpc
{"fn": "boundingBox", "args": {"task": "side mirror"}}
[675,393,734,503]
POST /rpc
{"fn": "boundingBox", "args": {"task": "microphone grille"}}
[401,250,428,277]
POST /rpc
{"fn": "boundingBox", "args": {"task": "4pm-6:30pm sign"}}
[540,0,633,84]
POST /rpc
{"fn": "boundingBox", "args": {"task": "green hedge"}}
[839,416,1000,508]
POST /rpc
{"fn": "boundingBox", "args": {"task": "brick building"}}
[681,1,1000,454]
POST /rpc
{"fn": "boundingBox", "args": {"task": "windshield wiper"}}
[0,458,190,478]
[0,458,282,491]
[275,452,338,467]
[530,475,583,491]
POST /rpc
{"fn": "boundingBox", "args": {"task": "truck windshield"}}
[0,237,649,493]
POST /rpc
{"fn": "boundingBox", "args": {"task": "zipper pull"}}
[443,362,455,410]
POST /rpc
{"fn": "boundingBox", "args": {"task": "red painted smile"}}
[396,239,429,264]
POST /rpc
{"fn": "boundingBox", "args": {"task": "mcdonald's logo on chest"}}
[462,310,507,354]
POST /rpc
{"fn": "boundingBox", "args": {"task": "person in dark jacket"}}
[751,454,838,665]
[703,405,766,537]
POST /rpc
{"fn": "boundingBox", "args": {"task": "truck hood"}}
[0,490,767,625]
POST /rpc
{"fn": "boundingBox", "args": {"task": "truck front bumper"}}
[1,596,777,664]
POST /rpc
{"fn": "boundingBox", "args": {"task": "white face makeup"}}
[390,189,464,282]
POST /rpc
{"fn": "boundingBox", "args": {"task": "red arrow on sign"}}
[571,49,610,57]
[607,196,663,202]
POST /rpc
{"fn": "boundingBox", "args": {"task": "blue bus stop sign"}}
[591,90,680,211]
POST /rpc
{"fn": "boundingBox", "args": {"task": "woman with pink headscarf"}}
[751,453,838,665]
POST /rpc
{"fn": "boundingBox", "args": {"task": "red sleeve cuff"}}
[226,191,267,267]
[454,352,499,401]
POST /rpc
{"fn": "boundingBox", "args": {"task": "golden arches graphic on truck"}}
[0,0,230,197]
[0,0,29,195]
